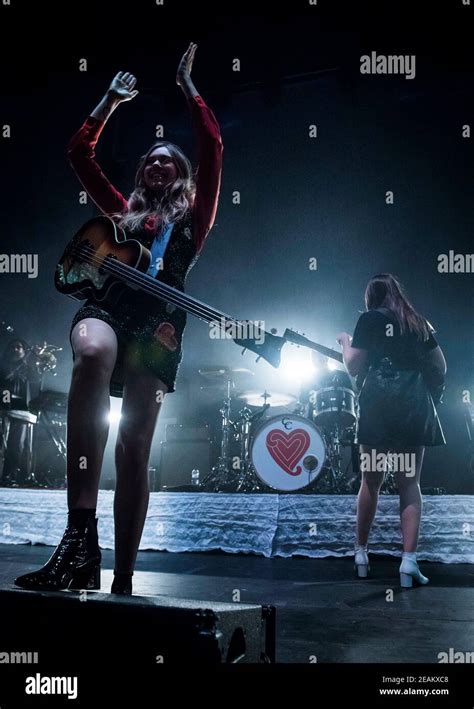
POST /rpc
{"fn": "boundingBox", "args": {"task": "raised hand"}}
[107,71,139,103]
[176,43,197,88]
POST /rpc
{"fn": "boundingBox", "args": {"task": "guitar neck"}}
[283,329,344,363]
[102,256,236,327]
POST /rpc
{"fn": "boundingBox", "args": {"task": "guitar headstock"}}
[282,328,344,364]
[233,322,285,368]
[283,328,309,348]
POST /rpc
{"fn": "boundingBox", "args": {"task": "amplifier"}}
[158,439,211,489]
[165,424,211,442]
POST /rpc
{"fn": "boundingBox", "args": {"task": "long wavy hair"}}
[365,274,433,341]
[114,141,196,233]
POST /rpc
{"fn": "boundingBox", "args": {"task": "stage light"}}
[327,359,339,371]
[108,398,122,425]
[280,348,316,383]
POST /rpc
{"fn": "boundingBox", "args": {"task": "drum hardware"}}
[199,375,237,491]
[303,368,357,493]
[30,392,68,488]
[0,329,64,487]
[198,366,255,381]
[198,367,257,492]
[31,342,62,378]
[237,390,297,409]
[0,410,40,487]
[233,404,269,492]
[319,423,354,494]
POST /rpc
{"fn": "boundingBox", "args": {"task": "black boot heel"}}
[69,564,101,590]
[111,571,133,595]
[14,513,102,592]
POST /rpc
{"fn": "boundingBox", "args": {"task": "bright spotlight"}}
[327,359,339,371]
[108,398,122,424]
[280,348,316,383]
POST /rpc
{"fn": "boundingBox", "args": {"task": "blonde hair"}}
[114,141,195,233]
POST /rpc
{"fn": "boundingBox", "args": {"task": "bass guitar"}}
[55,216,285,367]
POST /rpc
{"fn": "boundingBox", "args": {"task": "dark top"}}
[352,310,438,370]
[0,354,39,407]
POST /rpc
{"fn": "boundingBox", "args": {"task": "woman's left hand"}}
[176,42,197,87]
[336,332,352,347]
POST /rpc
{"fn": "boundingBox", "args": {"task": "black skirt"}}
[356,364,445,448]
[69,290,185,398]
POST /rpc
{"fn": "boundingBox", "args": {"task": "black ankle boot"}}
[111,571,133,595]
[14,512,101,591]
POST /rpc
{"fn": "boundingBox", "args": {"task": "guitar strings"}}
[70,242,249,332]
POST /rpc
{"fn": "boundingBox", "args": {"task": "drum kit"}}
[0,320,363,494]
[0,323,67,488]
[197,364,359,494]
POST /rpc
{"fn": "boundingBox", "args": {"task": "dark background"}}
[0,1,472,490]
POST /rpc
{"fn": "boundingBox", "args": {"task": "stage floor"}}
[1,544,473,663]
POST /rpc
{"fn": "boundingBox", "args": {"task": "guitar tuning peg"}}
[241,348,247,356]
[256,356,261,363]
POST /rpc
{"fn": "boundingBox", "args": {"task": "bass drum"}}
[251,414,326,492]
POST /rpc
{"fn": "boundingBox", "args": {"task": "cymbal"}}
[237,390,297,407]
[198,366,254,381]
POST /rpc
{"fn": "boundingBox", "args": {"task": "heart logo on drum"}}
[266,428,310,476]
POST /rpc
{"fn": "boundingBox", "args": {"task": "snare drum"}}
[250,414,326,491]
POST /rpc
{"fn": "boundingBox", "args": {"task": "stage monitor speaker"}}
[0,588,275,668]
[158,439,211,489]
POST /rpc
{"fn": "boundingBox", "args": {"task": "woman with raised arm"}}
[15,43,223,595]
[336,274,446,588]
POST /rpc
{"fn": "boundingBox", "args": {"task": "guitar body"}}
[55,216,285,366]
[55,216,152,304]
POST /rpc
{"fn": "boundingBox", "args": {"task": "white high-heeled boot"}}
[399,552,429,588]
[354,544,370,578]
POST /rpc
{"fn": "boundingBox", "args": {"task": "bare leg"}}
[395,447,425,553]
[356,445,386,546]
[68,318,118,509]
[113,352,167,574]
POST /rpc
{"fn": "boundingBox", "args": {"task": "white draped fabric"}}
[0,489,472,563]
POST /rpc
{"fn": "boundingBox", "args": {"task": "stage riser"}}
[0,589,274,667]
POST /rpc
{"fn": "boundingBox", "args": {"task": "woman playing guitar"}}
[15,43,223,595]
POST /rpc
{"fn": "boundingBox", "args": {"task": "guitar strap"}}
[355,307,396,392]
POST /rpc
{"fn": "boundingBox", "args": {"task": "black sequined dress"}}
[70,212,198,397]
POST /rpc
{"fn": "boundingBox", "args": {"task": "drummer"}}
[0,339,39,486]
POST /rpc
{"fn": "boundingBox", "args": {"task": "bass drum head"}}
[251,414,326,491]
